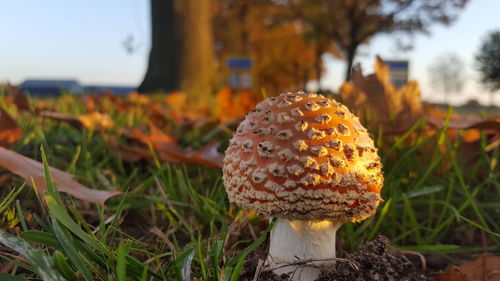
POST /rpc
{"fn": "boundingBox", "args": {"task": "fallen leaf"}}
[116,124,224,168]
[435,265,470,281]
[215,87,262,123]
[427,116,500,131]
[40,111,85,128]
[340,56,424,132]
[128,91,149,105]
[5,89,30,112]
[0,147,121,204]
[40,111,114,131]
[234,90,261,117]
[458,255,500,281]
[462,129,481,143]
[81,92,129,113]
[81,95,97,112]
[149,124,223,168]
[78,112,114,131]
[0,109,22,148]
[165,92,187,112]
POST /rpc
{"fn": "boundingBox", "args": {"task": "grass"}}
[0,91,499,280]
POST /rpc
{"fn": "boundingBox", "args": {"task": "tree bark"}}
[344,44,358,82]
[314,42,323,91]
[138,0,178,93]
[139,0,214,98]
[176,0,214,98]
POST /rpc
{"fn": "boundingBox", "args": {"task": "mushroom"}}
[222,91,383,281]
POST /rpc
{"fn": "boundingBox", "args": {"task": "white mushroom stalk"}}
[267,218,341,281]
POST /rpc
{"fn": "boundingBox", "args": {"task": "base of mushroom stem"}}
[266,218,342,281]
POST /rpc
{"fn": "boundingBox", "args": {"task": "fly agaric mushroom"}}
[222,91,383,281]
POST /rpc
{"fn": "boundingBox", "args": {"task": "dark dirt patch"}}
[240,235,433,281]
[317,235,431,281]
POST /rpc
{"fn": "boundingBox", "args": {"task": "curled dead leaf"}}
[427,115,500,131]
[341,56,424,132]
[0,109,22,148]
[113,124,223,168]
[5,89,30,112]
[436,255,500,281]
[128,92,149,105]
[78,112,114,131]
[165,92,187,112]
[0,147,121,204]
[435,265,470,281]
[41,111,114,131]
[148,124,223,168]
[215,87,262,123]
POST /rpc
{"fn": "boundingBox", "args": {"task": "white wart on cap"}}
[222,91,383,223]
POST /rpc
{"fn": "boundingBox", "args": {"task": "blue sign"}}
[385,61,408,71]
[227,58,252,70]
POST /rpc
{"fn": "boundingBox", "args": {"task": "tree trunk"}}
[176,0,214,98]
[314,42,323,91]
[139,0,214,98]
[344,44,357,82]
[138,0,178,93]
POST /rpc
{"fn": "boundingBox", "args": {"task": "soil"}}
[240,235,433,281]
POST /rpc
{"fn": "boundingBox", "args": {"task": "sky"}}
[1,0,499,106]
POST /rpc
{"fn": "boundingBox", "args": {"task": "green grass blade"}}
[0,273,30,281]
[0,183,25,214]
[21,230,63,250]
[367,198,392,241]
[399,244,460,253]
[0,229,66,281]
[53,251,78,281]
[51,218,93,281]
[226,219,275,268]
[116,243,128,281]
[45,195,103,251]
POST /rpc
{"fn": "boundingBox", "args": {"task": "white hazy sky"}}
[1,0,499,106]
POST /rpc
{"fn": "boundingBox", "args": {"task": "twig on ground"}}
[252,258,265,281]
[263,257,360,272]
[392,248,427,270]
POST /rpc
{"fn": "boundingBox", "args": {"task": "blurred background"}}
[1,0,499,108]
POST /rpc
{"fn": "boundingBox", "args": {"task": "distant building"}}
[20,79,83,97]
[18,79,136,97]
[383,60,409,88]
[84,85,136,96]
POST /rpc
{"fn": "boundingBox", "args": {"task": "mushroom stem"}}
[267,218,341,281]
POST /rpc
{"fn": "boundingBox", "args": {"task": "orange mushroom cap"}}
[222,92,383,222]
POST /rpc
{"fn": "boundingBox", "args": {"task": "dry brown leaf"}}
[81,92,129,113]
[128,92,149,105]
[462,129,481,143]
[40,111,82,127]
[0,147,121,204]
[0,109,22,148]
[81,95,97,112]
[435,265,470,281]
[458,255,500,281]
[215,87,236,122]
[5,90,30,112]
[340,56,424,132]
[78,112,114,130]
[41,111,114,131]
[427,116,500,131]
[149,124,223,168]
[117,124,223,168]
[215,87,262,123]
[436,255,500,281]
[165,92,187,112]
